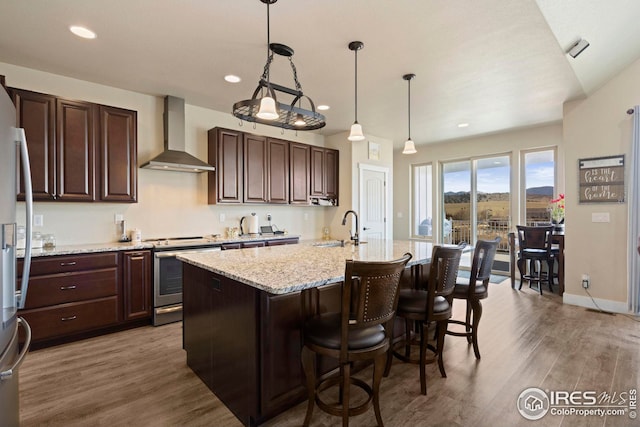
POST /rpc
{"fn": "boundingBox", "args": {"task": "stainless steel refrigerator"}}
[0,86,33,427]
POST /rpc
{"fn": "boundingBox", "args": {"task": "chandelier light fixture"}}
[402,73,417,154]
[232,0,326,130]
[347,41,365,141]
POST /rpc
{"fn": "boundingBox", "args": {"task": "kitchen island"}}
[178,239,434,426]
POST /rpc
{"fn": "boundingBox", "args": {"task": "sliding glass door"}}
[442,155,510,246]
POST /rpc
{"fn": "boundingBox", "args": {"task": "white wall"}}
[562,57,640,311]
[325,132,394,241]
[2,62,334,245]
[392,124,564,240]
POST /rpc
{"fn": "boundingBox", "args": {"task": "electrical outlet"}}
[219,213,226,222]
[33,214,43,227]
[114,214,124,224]
[304,213,309,221]
[582,274,590,289]
[267,214,272,222]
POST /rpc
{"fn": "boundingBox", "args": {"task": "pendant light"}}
[348,41,365,141]
[402,73,417,154]
[232,0,326,130]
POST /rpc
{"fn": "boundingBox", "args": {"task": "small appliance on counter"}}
[240,213,259,236]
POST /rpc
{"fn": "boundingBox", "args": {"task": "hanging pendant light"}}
[402,73,417,154]
[348,41,365,141]
[232,0,326,130]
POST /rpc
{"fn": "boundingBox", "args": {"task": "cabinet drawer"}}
[19,297,119,342]
[22,268,119,309]
[21,252,119,276]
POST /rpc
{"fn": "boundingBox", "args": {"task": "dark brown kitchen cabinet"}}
[244,134,268,203]
[10,86,138,203]
[325,149,339,199]
[56,98,96,201]
[18,250,154,348]
[310,146,339,202]
[122,250,151,321]
[267,138,289,204]
[12,89,56,200]
[98,106,137,202]
[289,142,310,205]
[208,127,243,204]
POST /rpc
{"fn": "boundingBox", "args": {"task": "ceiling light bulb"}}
[69,25,96,39]
[294,114,306,126]
[256,96,278,120]
[458,123,469,128]
[348,122,365,141]
[224,75,241,83]
[402,139,417,154]
[317,105,330,111]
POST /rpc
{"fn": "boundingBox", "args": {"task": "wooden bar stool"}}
[384,245,462,395]
[301,253,412,427]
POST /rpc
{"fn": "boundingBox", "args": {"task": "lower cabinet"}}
[18,250,152,347]
[122,250,152,321]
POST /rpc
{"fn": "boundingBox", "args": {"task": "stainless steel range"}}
[149,236,221,326]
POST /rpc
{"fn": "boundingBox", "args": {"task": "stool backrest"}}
[342,253,412,330]
[427,246,462,315]
[469,237,501,292]
[516,225,553,255]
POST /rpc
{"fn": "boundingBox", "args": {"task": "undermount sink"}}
[312,241,344,248]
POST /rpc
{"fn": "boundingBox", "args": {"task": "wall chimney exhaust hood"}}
[141,96,215,173]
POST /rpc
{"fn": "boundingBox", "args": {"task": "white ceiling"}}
[1,0,639,149]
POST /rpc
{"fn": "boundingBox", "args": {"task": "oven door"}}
[153,247,221,325]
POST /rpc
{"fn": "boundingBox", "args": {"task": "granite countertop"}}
[17,234,301,258]
[177,239,434,295]
[17,241,154,258]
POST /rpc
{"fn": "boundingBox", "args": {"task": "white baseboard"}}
[562,292,629,314]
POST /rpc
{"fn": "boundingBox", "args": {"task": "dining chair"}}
[516,225,555,295]
[384,245,462,395]
[446,237,500,359]
[300,253,412,427]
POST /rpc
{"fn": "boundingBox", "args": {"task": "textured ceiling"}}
[1,0,638,149]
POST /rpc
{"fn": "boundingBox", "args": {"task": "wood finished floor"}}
[20,280,640,427]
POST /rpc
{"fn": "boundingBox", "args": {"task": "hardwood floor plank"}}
[19,282,640,426]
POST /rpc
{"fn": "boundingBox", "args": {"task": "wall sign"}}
[578,155,625,203]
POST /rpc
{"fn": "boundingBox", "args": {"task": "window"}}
[412,164,433,238]
[523,149,556,224]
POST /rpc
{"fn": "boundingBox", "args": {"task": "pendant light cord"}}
[407,77,411,140]
[354,48,358,122]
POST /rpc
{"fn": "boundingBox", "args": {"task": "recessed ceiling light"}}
[317,105,330,111]
[224,75,241,83]
[457,123,469,128]
[69,25,96,39]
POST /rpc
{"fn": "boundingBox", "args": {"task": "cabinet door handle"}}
[61,315,77,322]
[60,261,77,266]
[60,285,77,290]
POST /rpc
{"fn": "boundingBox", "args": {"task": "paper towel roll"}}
[248,214,259,234]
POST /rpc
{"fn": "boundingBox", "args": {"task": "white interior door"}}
[359,164,388,241]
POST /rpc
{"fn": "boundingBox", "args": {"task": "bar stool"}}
[301,253,412,427]
[516,225,554,295]
[384,245,463,395]
[446,237,500,359]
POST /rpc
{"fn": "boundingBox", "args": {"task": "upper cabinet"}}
[289,142,309,205]
[310,146,339,201]
[12,87,137,203]
[208,127,337,206]
[98,106,137,202]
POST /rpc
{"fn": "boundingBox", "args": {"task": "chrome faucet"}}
[341,210,360,246]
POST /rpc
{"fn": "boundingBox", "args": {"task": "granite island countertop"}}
[177,239,434,294]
